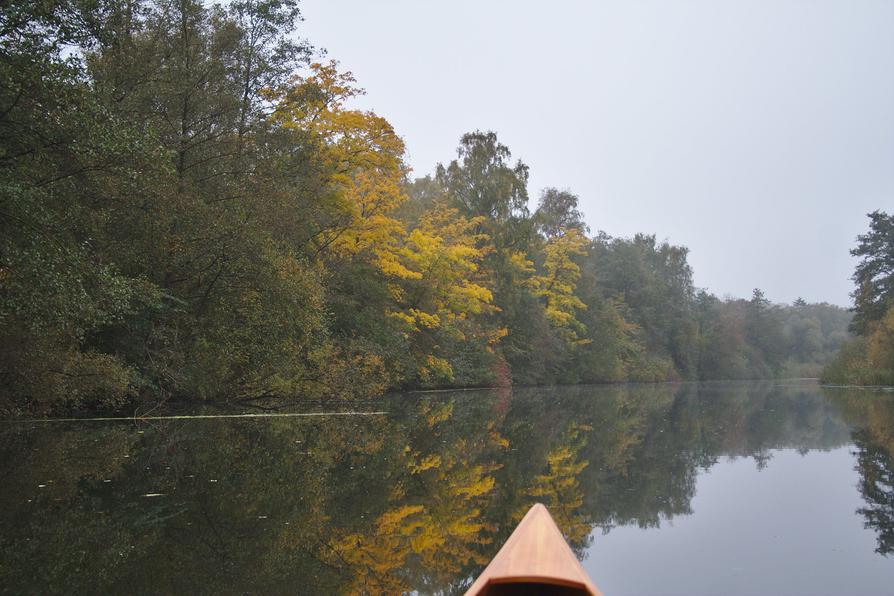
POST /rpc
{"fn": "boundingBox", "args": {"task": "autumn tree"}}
[390,207,500,383]
[435,132,550,383]
[2,0,856,413]
[529,228,589,345]
[267,61,411,276]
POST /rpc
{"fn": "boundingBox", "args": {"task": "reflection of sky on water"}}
[588,447,894,596]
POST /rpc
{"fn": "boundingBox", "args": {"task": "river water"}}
[1,381,892,594]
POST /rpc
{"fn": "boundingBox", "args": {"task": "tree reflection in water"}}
[0,381,890,593]
[826,388,894,557]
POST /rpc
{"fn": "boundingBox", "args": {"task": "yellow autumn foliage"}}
[529,228,589,344]
[523,423,591,544]
[324,409,508,593]
[387,206,498,380]
[326,503,424,594]
[267,61,413,279]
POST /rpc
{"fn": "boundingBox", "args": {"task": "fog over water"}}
[301,0,894,306]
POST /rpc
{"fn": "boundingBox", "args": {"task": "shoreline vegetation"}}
[0,1,885,417]
[819,210,894,387]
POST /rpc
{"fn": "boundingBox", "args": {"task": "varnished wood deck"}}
[465,503,603,596]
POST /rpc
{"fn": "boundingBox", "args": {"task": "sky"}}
[298,0,894,306]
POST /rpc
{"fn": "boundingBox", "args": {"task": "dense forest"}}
[822,211,894,386]
[1,0,853,415]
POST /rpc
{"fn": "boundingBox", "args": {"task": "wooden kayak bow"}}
[465,503,603,596]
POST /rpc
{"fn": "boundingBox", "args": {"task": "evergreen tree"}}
[851,211,894,334]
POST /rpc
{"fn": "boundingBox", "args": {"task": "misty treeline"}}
[0,0,851,414]
[822,211,894,386]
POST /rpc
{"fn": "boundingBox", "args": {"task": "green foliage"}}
[823,211,894,386]
[534,188,588,238]
[0,0,165,411]
[0,0,859,414]
[436,131,530,227]
[851,211,894,335]
[822,307,894,386]
[697,293,850,381]
[588,233,698,378]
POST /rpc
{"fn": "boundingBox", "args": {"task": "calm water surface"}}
[1,381,892,595]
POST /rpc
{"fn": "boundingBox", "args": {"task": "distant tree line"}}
[0,0,853,414]
[822,211,894,385]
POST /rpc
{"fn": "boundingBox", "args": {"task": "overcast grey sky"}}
[300,0,894,306]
